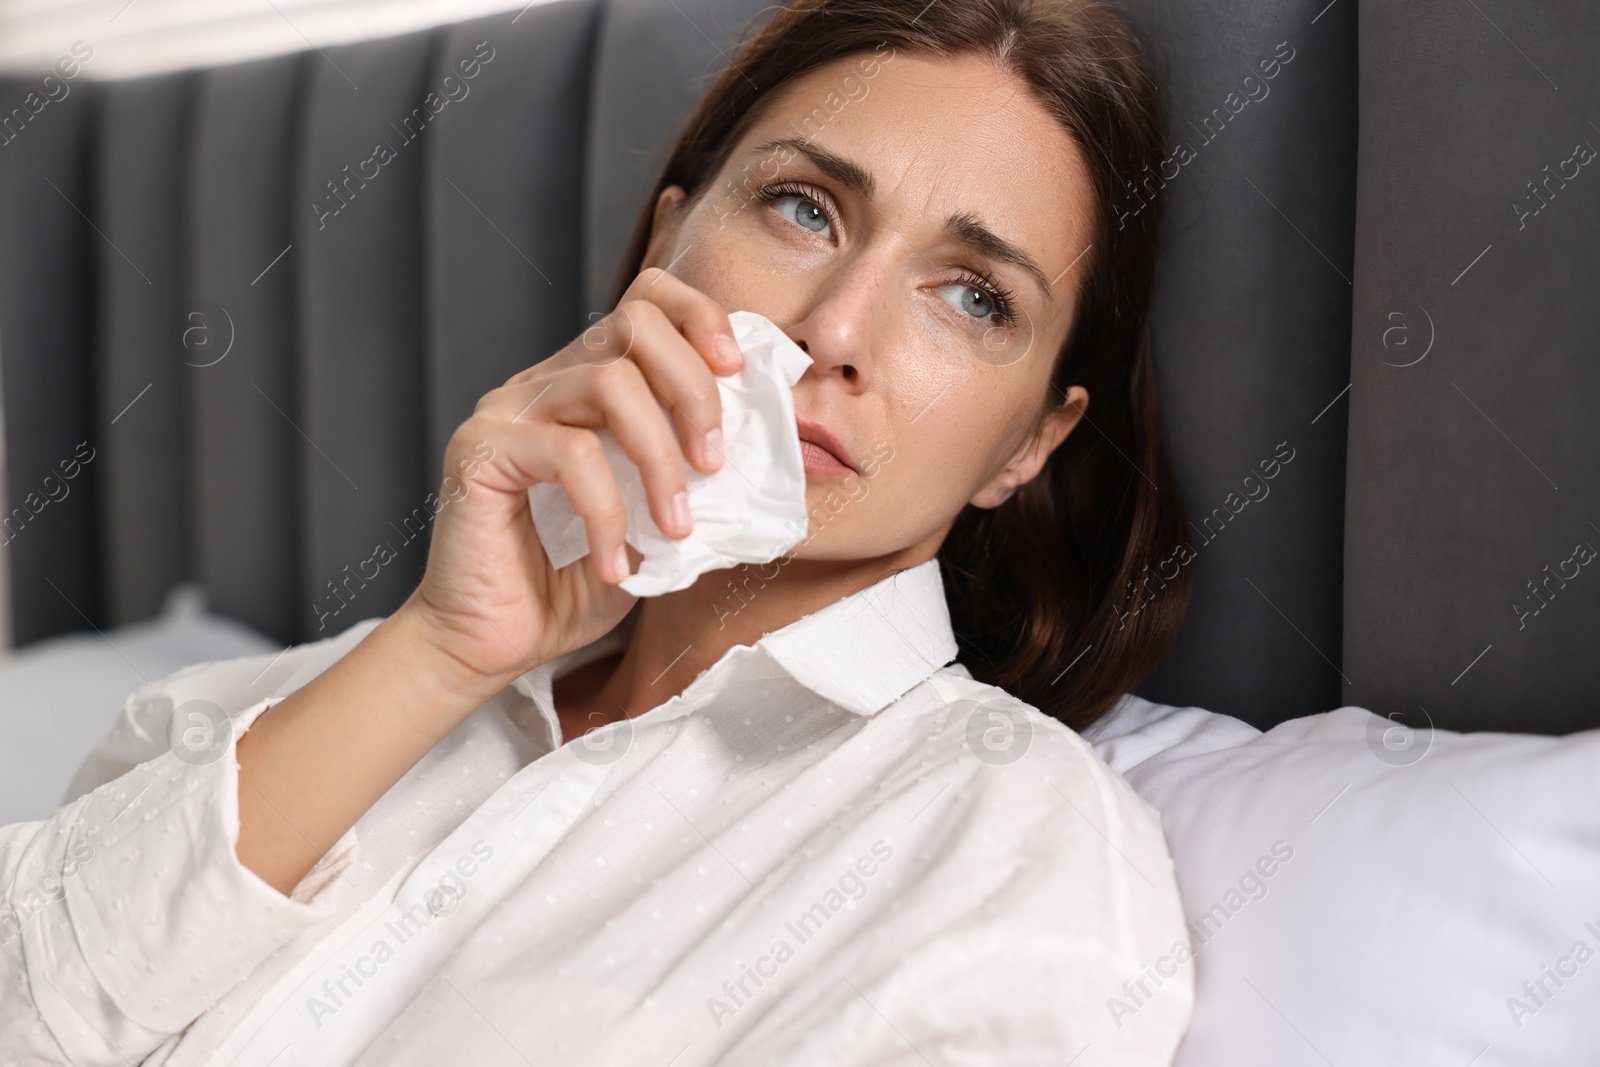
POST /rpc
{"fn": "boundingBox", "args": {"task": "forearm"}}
[235,601,512,895]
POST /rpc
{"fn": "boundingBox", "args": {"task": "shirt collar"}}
[510,557,959,739]
[756,556,958,715]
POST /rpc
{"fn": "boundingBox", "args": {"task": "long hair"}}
[609,0,1190,732]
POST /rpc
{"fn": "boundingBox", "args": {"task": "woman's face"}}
[641,50,1095,565]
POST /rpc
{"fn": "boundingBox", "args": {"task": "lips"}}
[795,418,857,476]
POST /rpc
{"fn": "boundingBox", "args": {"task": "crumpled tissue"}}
[526,310,814,597]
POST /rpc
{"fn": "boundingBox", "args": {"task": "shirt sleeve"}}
[0,694,359,1065]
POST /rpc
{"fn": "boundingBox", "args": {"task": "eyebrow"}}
[748,137,1056,304]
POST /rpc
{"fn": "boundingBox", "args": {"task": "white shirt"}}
[1,559,1192,1065]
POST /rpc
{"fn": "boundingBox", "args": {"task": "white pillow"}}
[0,585,278,823]
[1086,695,1600,1066]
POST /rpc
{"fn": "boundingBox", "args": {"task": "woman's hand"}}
[399,267,745,696]
[238,270,743,895]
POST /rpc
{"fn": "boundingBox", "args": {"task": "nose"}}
[786,260,880,390]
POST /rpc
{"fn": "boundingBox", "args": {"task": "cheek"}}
[666,216,818,326]
[887,422,998,506]
[887,356,956,427]
[886,363,1018,483]
[664,236,759,306]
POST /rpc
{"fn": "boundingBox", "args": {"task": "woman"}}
[1,0,1196,1062]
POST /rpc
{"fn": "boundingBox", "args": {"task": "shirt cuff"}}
[24,694,360,1047]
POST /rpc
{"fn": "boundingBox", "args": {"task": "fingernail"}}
[704,426,724,469]
[671,490,693,536]
[612,544,630,583]
[715,333,742,368]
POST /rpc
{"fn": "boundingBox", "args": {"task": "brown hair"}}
[610,0,1191,732]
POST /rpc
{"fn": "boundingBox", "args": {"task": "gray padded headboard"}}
[1,0,1595,735]
[1345,0,1600,735]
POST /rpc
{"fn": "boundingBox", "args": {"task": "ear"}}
[641,185,690,271]
[969,386,1089,509]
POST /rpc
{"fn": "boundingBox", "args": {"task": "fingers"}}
[466,417,635,585]
[590,362,695,540]
[611,299,728,474]
[612,270,742,472]
[480,362,694,542]
[619,267,744,377]
[497,271,740,475]
[458,269,748,583]
[569,358,694,543]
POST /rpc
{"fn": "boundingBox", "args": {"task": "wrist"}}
[384,595,527,709]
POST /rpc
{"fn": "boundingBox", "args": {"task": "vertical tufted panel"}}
[295,31,439,640]
[425,1,601,490]
[0,75,101,644]
[187,54,307,645]
[582,0,778,316]
[93,72,196,627]
[1345,0,1600,733]
[1111,0,1359,728]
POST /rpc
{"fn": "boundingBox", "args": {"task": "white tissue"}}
[526,310,814,597]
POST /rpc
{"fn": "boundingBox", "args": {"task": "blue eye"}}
[775,195,830,234]
[941,283,995,319]
[934,275,1017,326]
[758,182,835,237]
